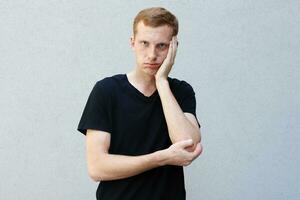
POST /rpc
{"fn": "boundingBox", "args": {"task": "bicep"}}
[86,129,111,153]
[86,129,111,169]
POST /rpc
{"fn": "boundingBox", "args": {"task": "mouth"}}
[144,63,161,68]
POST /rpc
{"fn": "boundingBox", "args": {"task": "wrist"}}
[155,78,169,90]
[154,149,169,166]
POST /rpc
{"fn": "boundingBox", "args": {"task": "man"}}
[77,7,203,200]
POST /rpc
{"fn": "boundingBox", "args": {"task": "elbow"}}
[88,169,112,182]
[196,128,202,143]
[88,164,110,182]
[191,126,201,144]
[88,169,102,182]
[172,129,201,145]
[87,154,112,182]
[191,134,201,145]
[90,175,100,182]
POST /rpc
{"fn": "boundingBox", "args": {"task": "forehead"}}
[135,21,173,43]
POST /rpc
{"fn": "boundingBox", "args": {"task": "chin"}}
[144,68,159,76]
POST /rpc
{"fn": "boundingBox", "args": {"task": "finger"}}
[171,36,177,61]
[170,37,176,61]
[173,36,178,59]
[185,144,196,152]
[169,37,175,60]
[165,39,173,61]
[173,36,177,48]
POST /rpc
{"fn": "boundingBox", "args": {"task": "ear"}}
[130,36,135,50]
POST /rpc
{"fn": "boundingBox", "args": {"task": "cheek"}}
[135,48,146,58]
[159,50,168,60]
[137,47,147,54]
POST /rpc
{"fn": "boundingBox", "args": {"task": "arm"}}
[86,129,202,182]
[155,36,201,145]
[156,80,201,145]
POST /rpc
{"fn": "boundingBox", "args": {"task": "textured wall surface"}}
[1,1,299,199]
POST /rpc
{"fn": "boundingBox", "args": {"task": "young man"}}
[77,7,203,200]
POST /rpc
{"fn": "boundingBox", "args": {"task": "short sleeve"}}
[178,81,201,128]
[77,81,112,135]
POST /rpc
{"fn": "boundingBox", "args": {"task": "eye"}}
[140,41,149,47]
[158,43,167,49]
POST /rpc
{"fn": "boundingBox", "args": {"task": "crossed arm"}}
[86,127,202,181]
[86,36,202,182]
[86,91,202,182]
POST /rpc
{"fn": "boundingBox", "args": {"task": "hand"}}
[162,139,203,166]
[155,36,178,83]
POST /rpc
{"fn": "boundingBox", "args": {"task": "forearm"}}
[156,79,201,144]
[89,150,166,181]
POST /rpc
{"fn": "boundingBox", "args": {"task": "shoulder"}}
[94,74,124,92]
[88,74,124,102]
[168,77,195,96]
[95,74,123,87]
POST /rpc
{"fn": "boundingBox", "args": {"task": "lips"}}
[144,63,160,68]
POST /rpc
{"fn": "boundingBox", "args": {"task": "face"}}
[131,21,174,76]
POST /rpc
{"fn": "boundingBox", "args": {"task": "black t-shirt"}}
[77,74,200,200]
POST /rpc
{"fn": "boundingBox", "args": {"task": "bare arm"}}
[86,129,202,182]
[155,36,201,145]
[156,80,201,144]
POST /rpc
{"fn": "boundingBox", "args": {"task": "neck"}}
[126,68,157,97]
[127,69,156,88]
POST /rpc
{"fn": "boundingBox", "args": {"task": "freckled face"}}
[131,21,174,76]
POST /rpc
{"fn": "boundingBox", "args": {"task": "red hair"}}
[133,7,179,36]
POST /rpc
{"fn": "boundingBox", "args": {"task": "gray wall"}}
[1,1,299,199]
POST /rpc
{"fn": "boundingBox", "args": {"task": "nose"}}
[147,47,157,61]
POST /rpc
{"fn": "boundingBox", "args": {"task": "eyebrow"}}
[138,40,169,45]
[157,42,168,45]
